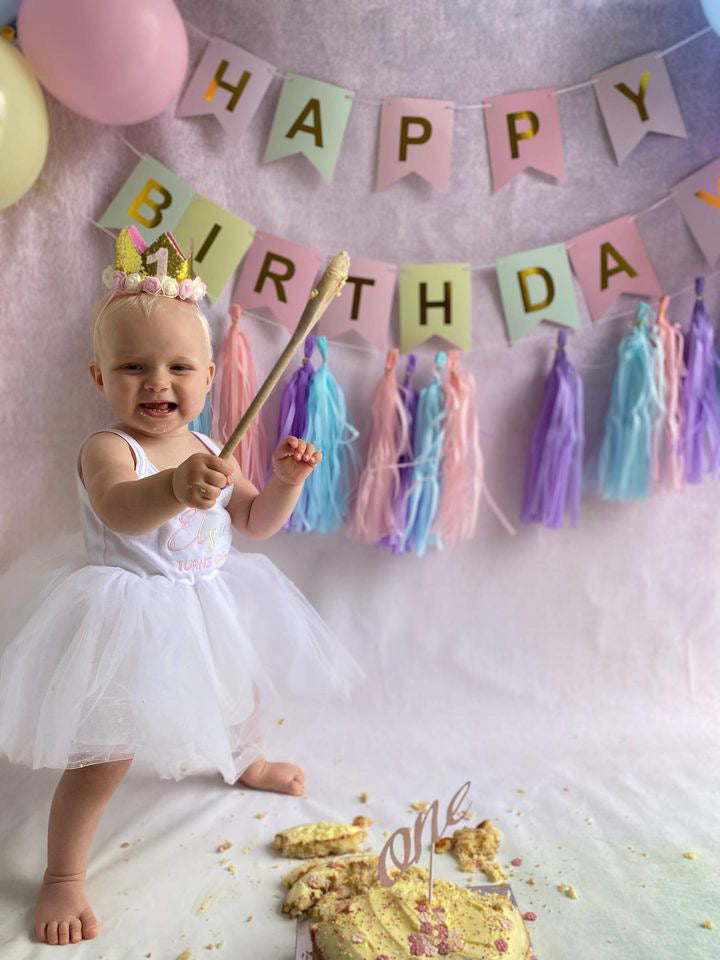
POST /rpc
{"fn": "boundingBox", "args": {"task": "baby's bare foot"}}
[35,869,99,945]
[238,757,305,795]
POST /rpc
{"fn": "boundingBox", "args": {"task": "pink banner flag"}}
[567,215,661,322]
[315,257,396,349]
[231,230,324,330]
[592,52,687,165]
[376,96,454,192]
[672,157,720,265]
[483,88,565,193]
[176,39,275,137]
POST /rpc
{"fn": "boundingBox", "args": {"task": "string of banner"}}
[85,19,720,553]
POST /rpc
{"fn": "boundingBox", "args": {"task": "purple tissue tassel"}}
[271,334,316,530]
[520,331,585,529]
[681,277,720,484]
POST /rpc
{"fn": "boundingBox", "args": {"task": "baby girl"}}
[0,230,363,945]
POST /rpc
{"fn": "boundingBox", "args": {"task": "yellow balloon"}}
[0,39,49,210]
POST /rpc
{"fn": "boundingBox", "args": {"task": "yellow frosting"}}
[311,872,531,960]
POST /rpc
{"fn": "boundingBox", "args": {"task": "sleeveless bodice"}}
[76,428,235,583]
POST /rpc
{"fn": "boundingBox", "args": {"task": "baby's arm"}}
[226,437,317,539]
[81,433,185,535]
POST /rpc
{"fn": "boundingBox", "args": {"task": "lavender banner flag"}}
[592,52,687,165]
[176,39,275,137]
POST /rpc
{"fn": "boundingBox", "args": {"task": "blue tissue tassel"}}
[402,352,448,556]
[292,335,360,533]
[597,301,665,501]
[189,389,213,436]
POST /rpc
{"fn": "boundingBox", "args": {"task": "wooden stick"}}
[218,251,350,461]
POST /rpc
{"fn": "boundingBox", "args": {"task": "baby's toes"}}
[69,918,82,942]
[80,909,99,939]
[58,920,70,945]
[46,921,58,945]
[36,921,47,943]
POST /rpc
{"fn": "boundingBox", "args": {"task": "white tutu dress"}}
[0,428,365,784]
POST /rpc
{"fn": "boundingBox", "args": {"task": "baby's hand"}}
[272,436,323,486]
[171,453,234,510]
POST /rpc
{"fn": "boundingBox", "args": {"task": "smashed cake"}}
[436,819,507,881]
[273,821,367,859]
[282,854,380,918]
[309,869,533,960]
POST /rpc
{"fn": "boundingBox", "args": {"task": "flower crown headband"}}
[102,225,207,302]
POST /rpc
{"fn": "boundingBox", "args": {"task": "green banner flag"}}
[263,73,354,182]
[496,242,581,343]
[173,194,256,303]
[99,155,195,245]
[399,263,472,352]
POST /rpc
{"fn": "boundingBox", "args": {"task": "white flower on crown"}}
[162,276,179,298]
[125,272,143,293]
[190,276,206,301]
[102,265,115,289]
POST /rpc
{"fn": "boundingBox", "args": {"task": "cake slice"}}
[273,821,367,859]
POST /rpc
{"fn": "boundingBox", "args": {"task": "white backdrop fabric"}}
[1,1,719,958]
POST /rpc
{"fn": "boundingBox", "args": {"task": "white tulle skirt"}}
[0,532,365,784]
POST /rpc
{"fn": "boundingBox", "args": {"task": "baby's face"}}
[89,297,215,438]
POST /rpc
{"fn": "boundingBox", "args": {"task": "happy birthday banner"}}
[99,148,720,348]
[174,31,697,190]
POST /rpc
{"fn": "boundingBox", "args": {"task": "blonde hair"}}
[90,292,214,367]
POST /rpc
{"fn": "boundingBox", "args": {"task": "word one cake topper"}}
[377,780,471,888]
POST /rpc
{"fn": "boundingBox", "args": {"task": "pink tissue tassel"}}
[348,348,412,543]
[211,304,269,490]
[654,295,685,491]
[432,350,516,542]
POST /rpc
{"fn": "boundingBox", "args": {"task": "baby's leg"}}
[35,757,133,945]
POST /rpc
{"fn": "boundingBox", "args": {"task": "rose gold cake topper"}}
[377,780,471,888]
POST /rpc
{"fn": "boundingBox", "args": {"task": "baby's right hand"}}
[171,453,234,510]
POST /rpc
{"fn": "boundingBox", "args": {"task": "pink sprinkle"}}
[438,945,449,956]
[511,857,522,866]
[351,933,365,943]
[524,911,537,922]
[435,923,448,935]
[432,906,446,914]
[416,903,429,913]
[495,939,509,953]
[420,922,433,934]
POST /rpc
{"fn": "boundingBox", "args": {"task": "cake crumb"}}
[120,842,130,848]
[562,787,570,792]
[204,945,214,951]
[277,717,285,725]
[254,812,267,819]
[359,792,370,804]
[216,841,232,853]
[241,844,253,854]
[196,895,213,914]
[246,915,253,922]
[214,943,224,950]
[701,919,715,929]
[177,951,192,960]
[434,837,452,854]
[383,831,390,837]
[411,802,428,812]
[683,851,698,860]
[516,789,525,794]
[353,816,373,828]
[557,884,578,900]
[585,818,593,826]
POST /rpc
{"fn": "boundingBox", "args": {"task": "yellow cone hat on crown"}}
[102,226,207,302]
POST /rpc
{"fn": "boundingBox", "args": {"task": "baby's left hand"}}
[272,436,323,486]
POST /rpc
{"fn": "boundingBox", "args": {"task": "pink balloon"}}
[17,0,188,125]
